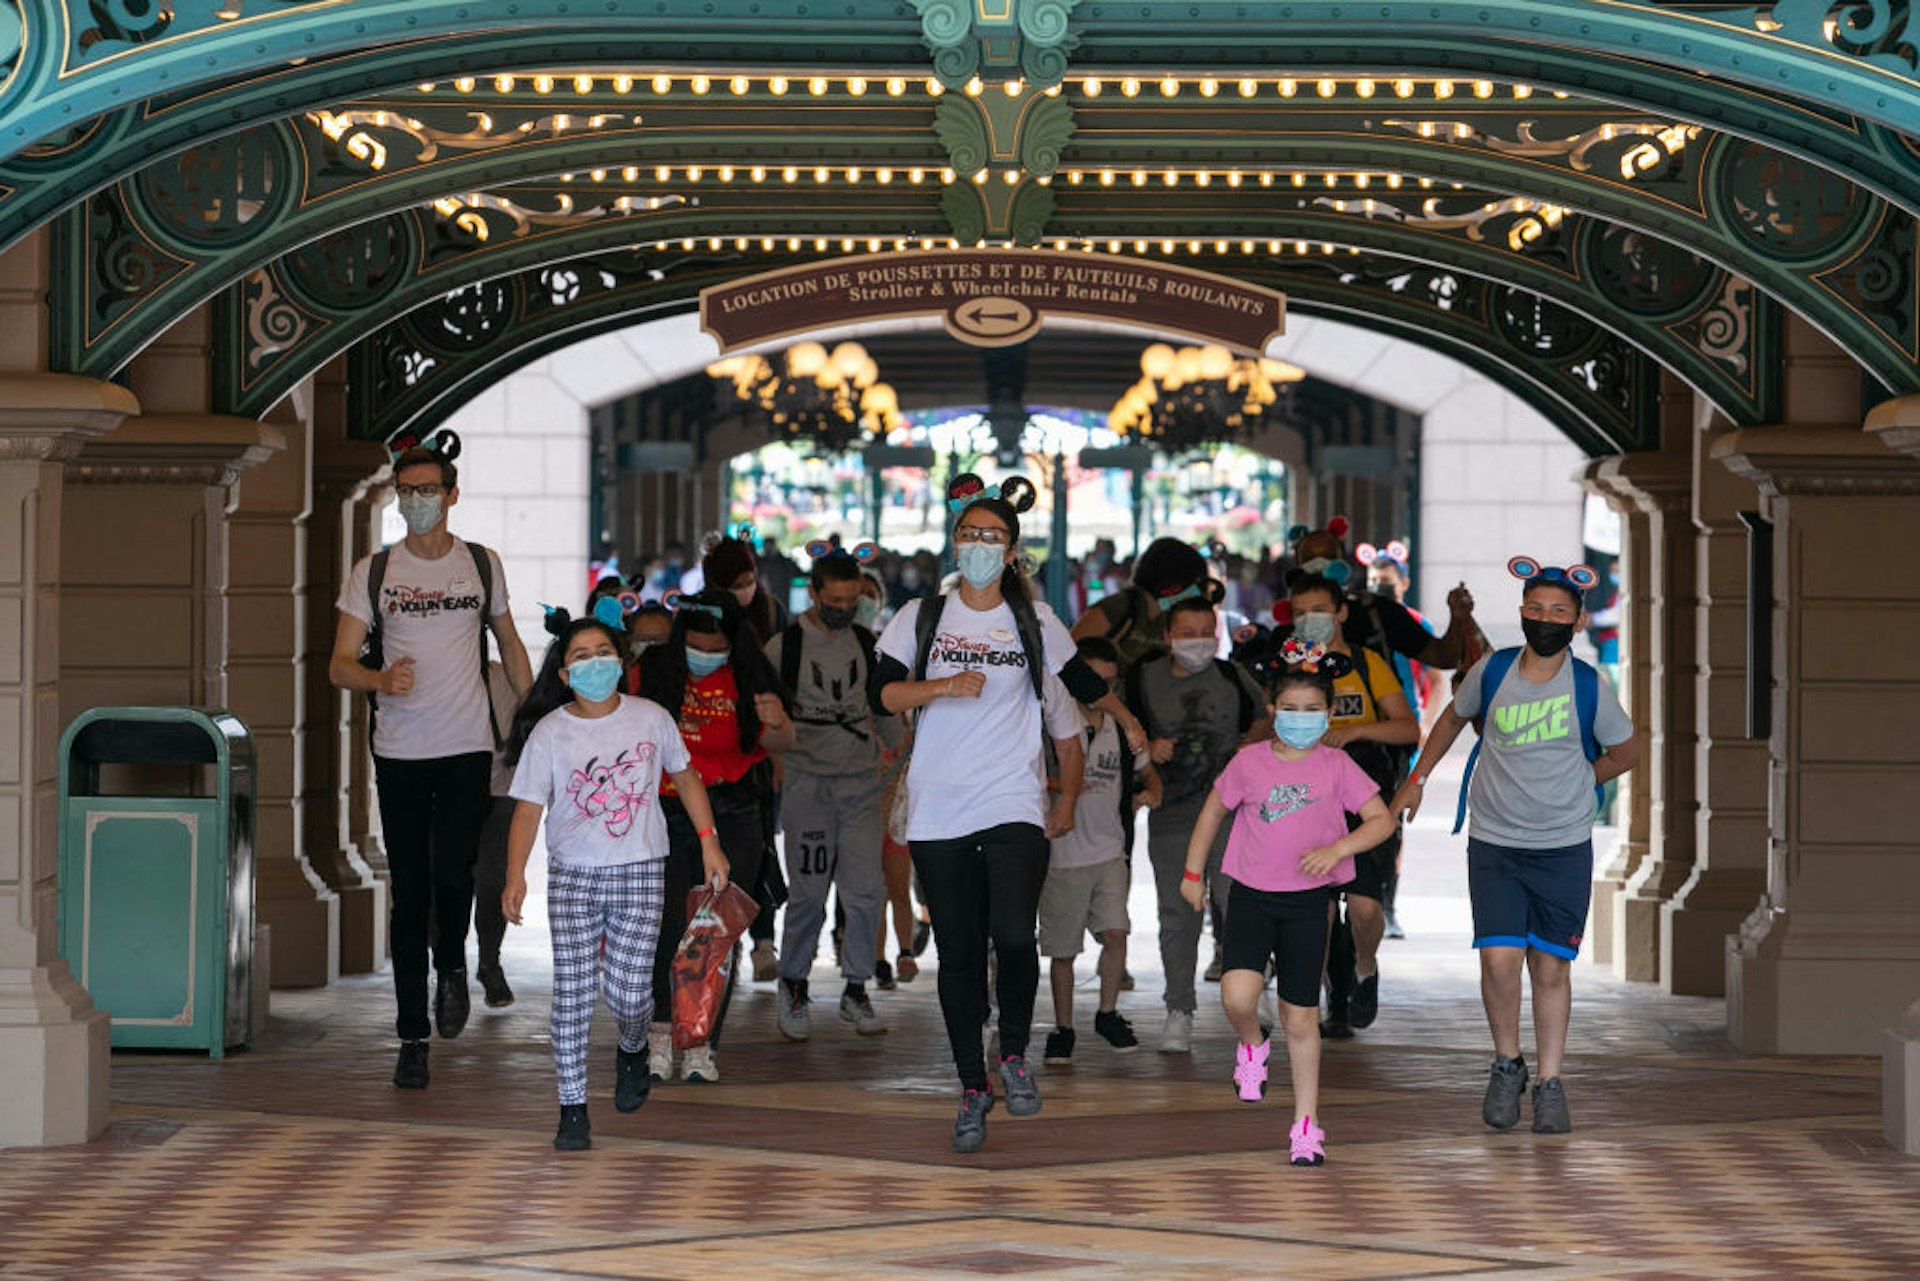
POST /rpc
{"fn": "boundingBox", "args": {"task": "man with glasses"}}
[330,443,533,1089]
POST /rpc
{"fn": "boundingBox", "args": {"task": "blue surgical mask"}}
[566,655,623,703]
[686,646,729,677]
[1273,709,1329,750]
[397,493,443,536]
[1294,611,1338,648]
[855,597,881,629]
[956,542,1006,588]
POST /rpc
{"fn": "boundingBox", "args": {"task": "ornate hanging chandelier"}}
[707,340,902,455]
[1107,343,1304,453]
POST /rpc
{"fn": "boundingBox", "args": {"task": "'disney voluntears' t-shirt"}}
[337,537,511,761]
[877,593,1080,841]
[509,695,691,869]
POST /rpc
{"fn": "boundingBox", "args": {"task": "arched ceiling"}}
[5,1,1915,456]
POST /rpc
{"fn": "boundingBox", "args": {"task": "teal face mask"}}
[956,542,1005,588]
[855,597,881,629]
[1273,709,1329,749]
[397,493,443,535]
[686,647,729,678]
[566,655,623,703]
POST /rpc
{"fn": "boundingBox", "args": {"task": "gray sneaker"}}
[952,1087,994,1153]
[777,979,811,1042]
[1531,1076,1572,1134]
[839,988,888,1036]
[1483,1055,1529,1130]
[998,1054,1042,1117]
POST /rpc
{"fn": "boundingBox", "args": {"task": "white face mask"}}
[1170,637,1216,673]
[1294,611,1338,648]
[397,493,443,536]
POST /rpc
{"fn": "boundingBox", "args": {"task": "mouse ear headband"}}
[540,604,574,639]
[1281,637,1354,680]
[386,427,463,464]
[803,538,883,565]
[1507,556,1598,592]
[947,472,1037,515]
[1158,578,1227,608]
[1356,539,1410,568]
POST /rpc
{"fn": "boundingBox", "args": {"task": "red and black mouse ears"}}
[1287,515,1350,546]
[1281,637,1354,681]
[386,427,462,464]
[804,538,882,565]
[947,472,1038,515]
[1286,514,1354,586]
[1357,539,1410,570]
[1508,556,1598,593]
[1157,578,1228,608]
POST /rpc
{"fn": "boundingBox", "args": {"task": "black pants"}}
[470,795,514,969]
[652,785,768,1048]
[1327,826,1401,1020]
[911,822,1049,1091]
[374,752,492,1041]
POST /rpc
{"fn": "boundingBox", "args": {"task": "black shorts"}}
[1339,828,1401,902]
[1220,879,1331,1008]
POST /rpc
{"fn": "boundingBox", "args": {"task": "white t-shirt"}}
[337,538,512,760]
[508,695,691,869]
[877,593,1081,841]
[1049,712,1133,870]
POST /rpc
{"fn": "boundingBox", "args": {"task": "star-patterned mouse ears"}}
[386,427,462,464]
[1357,539,1410,567]
[947,472,1038,515]
[1508,556,1598,591]
[1281,637,1354,680]
[804,539,882,564]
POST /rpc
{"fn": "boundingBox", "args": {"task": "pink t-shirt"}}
[1213,742,1382,892]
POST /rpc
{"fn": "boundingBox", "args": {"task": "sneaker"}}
[951,1087,994,1153]
[1093,1009,1139,1052]
[998,1054,1042,1116]
[1383,908,1406,940]
[681,1044,719,1083]
[1232,1038,1270,1103]
[648,1025,674,1082]
[875,958,896,990]
[1320,1017,1355,1040]
[1531,1076,1572,1134]
[476,962,515,1009]
[751,939,778,983]
[392,1040,430,1089]
[554,1103,591,1151]
[1158,1009,1194,1054]
[434,968,470,1039]
[1350,972,1379,1029]
[1289,1114,1327,1166]
[1258,988,1279,1038]
[614,1046,650,1113]
[1043,1026,1076,1065]
[777,978,812,1041]
[896,953,919,983]
[1119,969,1136,992]
[910,917,932,957]
[1483,1054,1529,1130]
[1204,953,1224,983]
[839,987,888,1035]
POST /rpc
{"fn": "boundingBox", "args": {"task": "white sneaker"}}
[751,940,778,983]
[839,989,888,1036]
[648,1025,674,1081]
[1258,988,1279,1033]
[681,1043,718,1083]
[1159,1009,1194,1054]
[777,979,812,1041]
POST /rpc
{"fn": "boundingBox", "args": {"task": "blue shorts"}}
[1466,837,1594,960]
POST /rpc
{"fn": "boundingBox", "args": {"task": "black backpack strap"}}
[778,621,805,696]
[1216,658,1257,734]
[362,549,392,735]
[852,622,879,680]
[1006,587,1049,701]
[465,541,502,747]
[912,590,946,681]
[1123,655,1147,729]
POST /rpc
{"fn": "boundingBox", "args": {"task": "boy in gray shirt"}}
[1391,558,1638,1136]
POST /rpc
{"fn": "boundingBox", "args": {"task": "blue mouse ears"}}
[1508,556,1599,592]
[805,538,882,564]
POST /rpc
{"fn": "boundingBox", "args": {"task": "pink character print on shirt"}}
[565,742,659,838]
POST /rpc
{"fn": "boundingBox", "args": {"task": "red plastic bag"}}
[670,880,759,1051]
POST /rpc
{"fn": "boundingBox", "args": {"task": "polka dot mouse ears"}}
[1282,637,1355,680]
[1508,556,1598,593]
[1356,539,1410,569]
[804,539,882,565]
[386,427,462,464]
[947,472,1037,515]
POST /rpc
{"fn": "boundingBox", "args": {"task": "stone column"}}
[343,470,393,959]
[0,374,138,1147]
[1660,407,1768,995]
[1717,425,1920,1053]
[228,402,340,988]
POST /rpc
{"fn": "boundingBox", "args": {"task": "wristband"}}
[695,826,717,839]
[1181,869,1203,883]
[1409,776,1426,787]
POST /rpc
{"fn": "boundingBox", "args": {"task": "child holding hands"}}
[1181,640,1398,1165]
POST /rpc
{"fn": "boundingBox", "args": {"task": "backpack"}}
[1345,649,1412,799]
[1452,647,1604,835]
[360,540,500,747]
[777,618,880,742]
[912,587,1048,701]
[1123,655,1259,741]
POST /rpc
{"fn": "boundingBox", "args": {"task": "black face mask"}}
[817,603,856,630]
[1522,617,1576,658]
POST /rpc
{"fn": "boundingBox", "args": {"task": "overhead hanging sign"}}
[699,250,1285,354]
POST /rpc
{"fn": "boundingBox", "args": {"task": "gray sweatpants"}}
[1147,795,1231,1015]
[777,768,885,985]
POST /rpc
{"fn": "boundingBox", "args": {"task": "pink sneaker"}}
[1232,1039,1269,1102]
[1289,1114,1326,1166]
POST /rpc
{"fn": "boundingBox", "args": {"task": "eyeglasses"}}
[953,527,1010,546]
[394,483,445,498]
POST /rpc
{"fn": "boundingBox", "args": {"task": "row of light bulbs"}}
[417,74,1563,102]
[539,233,1370,256]
[545,164,1471,192]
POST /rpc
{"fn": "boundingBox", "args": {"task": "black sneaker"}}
[1484,1054,1529,1130]
[393,1040,430,1089]
[1319,1017,1354,1040]
[614,1046,651,1113]
[435,968,470,1039]
[554,1104,591,1150]
[1530,1076,1572,1134]
[1350,972,1379,1029]
[477,963,515,1009]
[1093,1009,1140,1052]
[875,958,896,991]
[910,918,932,957]
[952,1087,994,1153]
[1043,1026,1076,1065]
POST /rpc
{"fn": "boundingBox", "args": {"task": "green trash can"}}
[57,707,256,1057]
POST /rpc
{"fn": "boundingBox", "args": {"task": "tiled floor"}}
[7,777,1917,1278]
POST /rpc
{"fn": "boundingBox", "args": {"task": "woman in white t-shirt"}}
[871,474,1147,1154]
[502,610,729,1153]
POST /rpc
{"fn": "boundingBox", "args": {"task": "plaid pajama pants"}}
[548,859,667,1106]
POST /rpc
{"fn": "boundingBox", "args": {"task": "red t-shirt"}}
[659,665,765,794]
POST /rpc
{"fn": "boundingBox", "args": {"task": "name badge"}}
[989,628,1015,642]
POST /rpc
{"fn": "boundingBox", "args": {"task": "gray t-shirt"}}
[1129,655,1264,807]
[765,615,901,777]
[1453,652,1633,849]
